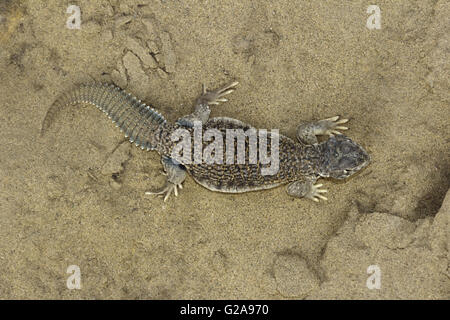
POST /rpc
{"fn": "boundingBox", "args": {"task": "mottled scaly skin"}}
[42,83,315,188]
[42,82,370,201]
[42,83,170,151]
[178,120,321,192]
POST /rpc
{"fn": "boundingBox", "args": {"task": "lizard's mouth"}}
[334,146,370,179]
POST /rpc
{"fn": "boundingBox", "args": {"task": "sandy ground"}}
[0,0,448,299]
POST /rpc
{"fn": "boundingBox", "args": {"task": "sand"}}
[0,0,448,299]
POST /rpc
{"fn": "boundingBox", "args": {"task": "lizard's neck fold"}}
[290,143,323,177]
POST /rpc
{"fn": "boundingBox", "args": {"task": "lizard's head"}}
[319,135,370,179]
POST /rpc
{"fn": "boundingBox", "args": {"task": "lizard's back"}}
[180,117,319,193]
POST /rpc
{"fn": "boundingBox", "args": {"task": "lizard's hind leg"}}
[296,116,349,145]
[177,81,238,127]
[146,156,187,202]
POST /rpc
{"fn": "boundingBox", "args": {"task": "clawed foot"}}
[319,116,349,136]
[197,81,239,106]
[145,156,187,202]
[287,180,328,202]
[145,181,183,202]
[178,81,239,127]
[296,115,349,145]
[306,183,328,202]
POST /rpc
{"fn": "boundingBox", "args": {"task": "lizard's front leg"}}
[177,81,238,127]
[296,116,349,145]
[145,156,187,202]
[286,179,328,202]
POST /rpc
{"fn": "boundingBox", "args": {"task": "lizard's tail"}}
[41,83,167,151]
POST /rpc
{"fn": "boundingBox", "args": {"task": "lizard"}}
[41,82,370,202]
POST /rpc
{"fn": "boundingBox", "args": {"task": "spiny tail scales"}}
[41,83,166,151]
